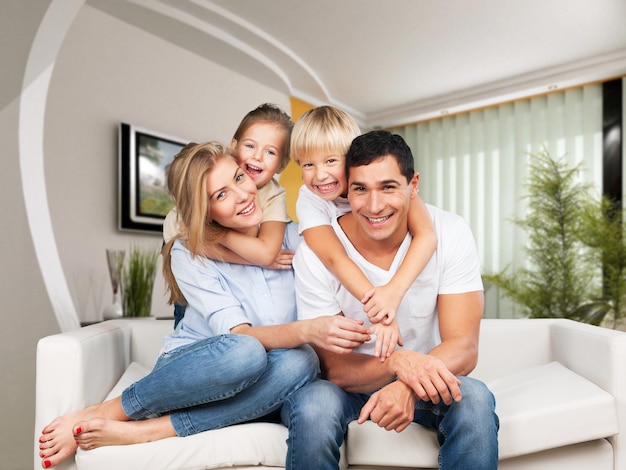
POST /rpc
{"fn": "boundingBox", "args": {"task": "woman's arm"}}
[231,314,371,353]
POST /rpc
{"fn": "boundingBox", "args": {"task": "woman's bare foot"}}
[74,415,176,449]
[38,399,127,468]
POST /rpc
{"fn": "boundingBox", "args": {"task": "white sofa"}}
[35,318,626,470]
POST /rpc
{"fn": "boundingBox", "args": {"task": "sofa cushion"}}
[76,421,289,470]
[104,361,151,401]
[346,420,439,468]
[489,361,618,459]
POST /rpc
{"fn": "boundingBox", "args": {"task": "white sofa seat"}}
[35,318,626,470]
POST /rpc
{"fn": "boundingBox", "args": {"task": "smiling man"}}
[283,130,499,470]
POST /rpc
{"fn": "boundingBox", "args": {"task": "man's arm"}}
[319,290,483,400]
[428,290,483,376]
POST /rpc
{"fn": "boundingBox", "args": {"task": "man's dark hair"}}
[345,130,415,183]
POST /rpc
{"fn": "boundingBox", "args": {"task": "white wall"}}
[48,6,290,323]
[1,2,290,468]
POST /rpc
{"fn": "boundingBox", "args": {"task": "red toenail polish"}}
[43,460,51,468]
[75,427,82,434]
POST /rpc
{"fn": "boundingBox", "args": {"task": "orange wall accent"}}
[280,97,316,221]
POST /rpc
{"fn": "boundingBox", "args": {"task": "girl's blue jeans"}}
[120,334,319,436]
[281,376,499,470]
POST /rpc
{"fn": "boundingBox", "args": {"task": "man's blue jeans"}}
[281,376,499,470]
[120,334,319,436]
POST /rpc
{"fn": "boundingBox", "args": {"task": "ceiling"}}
[89,0,626,129]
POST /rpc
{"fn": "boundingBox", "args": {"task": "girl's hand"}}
[267,249,295,270]
[361,284,402,324]
[368,319,403,362]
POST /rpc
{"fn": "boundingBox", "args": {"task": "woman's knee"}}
[270,345,320,385]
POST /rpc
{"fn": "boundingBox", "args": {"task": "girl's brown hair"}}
[232,103,294,173]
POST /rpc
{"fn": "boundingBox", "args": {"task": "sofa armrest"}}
[34,321,134,470]
[549,319,626,469]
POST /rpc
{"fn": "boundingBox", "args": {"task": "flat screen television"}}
[119,122,187,233]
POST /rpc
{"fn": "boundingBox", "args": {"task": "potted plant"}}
[484,149,602,324]
[117,245,160,318]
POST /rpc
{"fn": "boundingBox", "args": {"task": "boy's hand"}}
[368,319,403,362]
[361,284,402,324]
[267,249,295,270]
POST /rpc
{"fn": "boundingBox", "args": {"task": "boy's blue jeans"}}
[120,334,319,436]
[281,376,499,470]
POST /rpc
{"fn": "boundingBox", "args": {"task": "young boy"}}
[290,106,437,360]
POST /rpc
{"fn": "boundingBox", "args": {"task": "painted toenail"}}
[43,460,51,468]
[75,427,82,434]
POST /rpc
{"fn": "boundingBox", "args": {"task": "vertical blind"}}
[390,84,604,281]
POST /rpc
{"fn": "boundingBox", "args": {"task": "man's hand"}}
[358,380,416,432]
[389,350,462,405]
[305,315,371,354]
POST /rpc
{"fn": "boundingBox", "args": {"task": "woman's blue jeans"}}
[281,376,499,470]
[120,334,319,436]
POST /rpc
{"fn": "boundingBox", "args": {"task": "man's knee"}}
[456,376,498,429]
[282,380,345,427]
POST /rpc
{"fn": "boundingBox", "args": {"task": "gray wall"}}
[1,2,289,468]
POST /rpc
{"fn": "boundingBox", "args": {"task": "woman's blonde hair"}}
[162,141,236,305]
[290,105,361,164]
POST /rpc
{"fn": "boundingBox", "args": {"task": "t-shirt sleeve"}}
[296,185,334,234]
[438,216,484,295]
[163,207,181,243]
[293,241,343,319]
[259,178,290,223]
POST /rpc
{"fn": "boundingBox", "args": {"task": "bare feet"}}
[38,399,127,468]
[74,415,176,449]
[38,406,97,468]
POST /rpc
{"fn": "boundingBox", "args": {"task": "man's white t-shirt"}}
[293,204,483,356]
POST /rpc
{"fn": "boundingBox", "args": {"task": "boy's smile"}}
[299,152,348,201]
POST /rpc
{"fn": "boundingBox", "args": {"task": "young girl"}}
[291,106,438,361]
[38,142,369,469]
[163,103,294,268]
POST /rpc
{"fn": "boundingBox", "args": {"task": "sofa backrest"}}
[471,319,553,382]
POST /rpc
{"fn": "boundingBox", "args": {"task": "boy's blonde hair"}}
[162,141,237,305]
[232,103,294,173]
[290,105,361,164]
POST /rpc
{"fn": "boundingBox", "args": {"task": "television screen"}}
[119,122,187,233]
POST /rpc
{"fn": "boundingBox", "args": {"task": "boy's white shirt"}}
[295,185,351,234]
[163,176,289,243]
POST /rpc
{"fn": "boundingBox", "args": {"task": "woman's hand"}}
[304,315,371,354]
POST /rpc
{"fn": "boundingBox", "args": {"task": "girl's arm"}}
[205,221,289,268]
[363,194,437,324]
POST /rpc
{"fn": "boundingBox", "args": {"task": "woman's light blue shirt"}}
[163,222,302,353]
